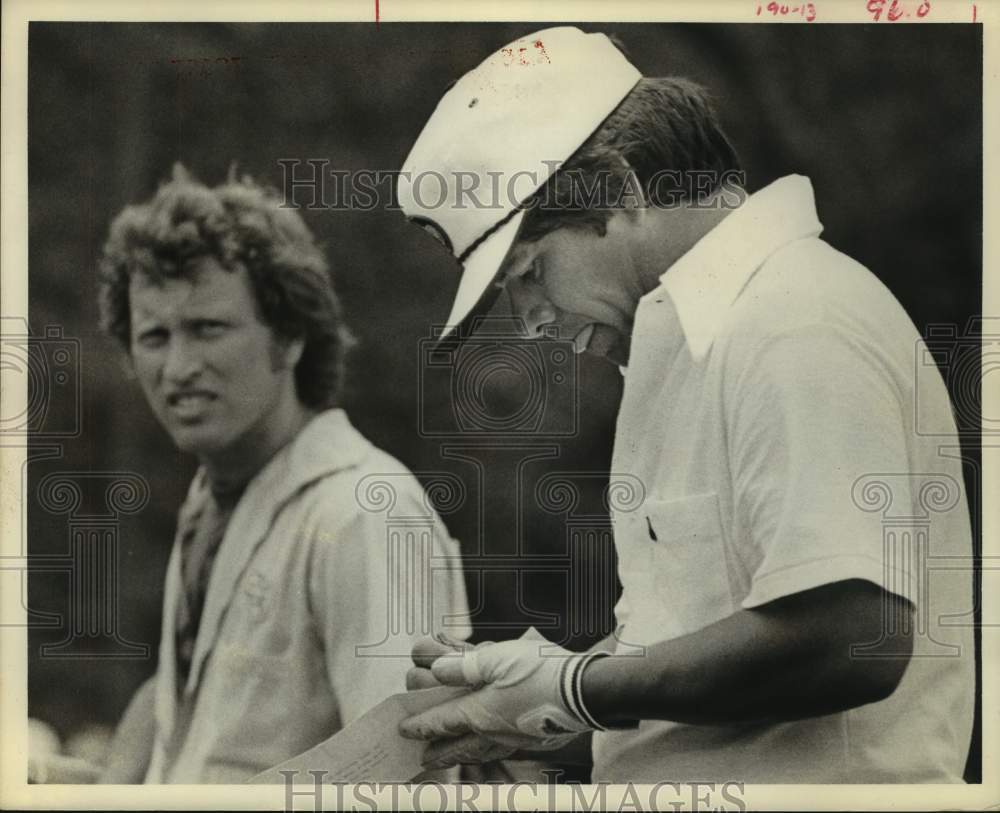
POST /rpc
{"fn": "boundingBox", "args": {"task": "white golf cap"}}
[398,26,641,342]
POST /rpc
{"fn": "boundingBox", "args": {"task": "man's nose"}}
[162,337,204,383]
[506,278,557,338]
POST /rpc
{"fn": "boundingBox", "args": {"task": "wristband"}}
[559,651,611,731]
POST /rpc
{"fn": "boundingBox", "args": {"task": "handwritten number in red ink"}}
[758,0,817,19]
[867,0,932,21]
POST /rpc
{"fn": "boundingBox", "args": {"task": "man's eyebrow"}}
[177,314,234,327]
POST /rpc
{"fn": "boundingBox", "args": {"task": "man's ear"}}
[271,335,306,372]
[607,167,648,237]
[282,336,306,370]
[494,239,537,288]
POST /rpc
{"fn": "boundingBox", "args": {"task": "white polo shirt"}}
[592,175,975,783]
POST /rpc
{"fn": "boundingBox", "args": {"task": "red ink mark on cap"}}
[501,47,531,66]
[502,42,552,67]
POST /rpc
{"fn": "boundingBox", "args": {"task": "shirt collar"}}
[188,407,372,519]
[654,174,823,359]
[248,407,373,508]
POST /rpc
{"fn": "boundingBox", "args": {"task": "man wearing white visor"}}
[397,27,974,783]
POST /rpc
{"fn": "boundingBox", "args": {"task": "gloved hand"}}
[404,635,520,768]
[399,634,605,756]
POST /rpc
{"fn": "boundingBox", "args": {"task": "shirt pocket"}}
[643,492,736,637]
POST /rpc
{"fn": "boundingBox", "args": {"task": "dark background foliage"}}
[26,22,981,780]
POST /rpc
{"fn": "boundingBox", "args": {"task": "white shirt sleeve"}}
[726,323,917,610]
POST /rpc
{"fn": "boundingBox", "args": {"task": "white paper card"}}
[248,685,467,784]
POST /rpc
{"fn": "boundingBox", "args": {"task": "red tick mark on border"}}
[375,0,380,26]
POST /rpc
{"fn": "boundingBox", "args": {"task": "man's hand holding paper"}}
[399,631,604,769]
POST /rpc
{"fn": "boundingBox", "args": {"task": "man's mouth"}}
[166,391,217,418]
[571,323,628,365]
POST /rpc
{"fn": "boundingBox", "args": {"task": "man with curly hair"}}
[95,165,470,783]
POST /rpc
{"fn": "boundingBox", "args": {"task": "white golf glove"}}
[399,634,609,752]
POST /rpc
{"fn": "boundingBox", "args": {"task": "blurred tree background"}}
[26,22,981,779]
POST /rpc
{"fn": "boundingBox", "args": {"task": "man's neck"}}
[202,398,318,494]
[634,186,743,295]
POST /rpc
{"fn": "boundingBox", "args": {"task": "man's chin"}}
[166,425,224,457]
[590,345,629,368]
[603,342,630,367]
